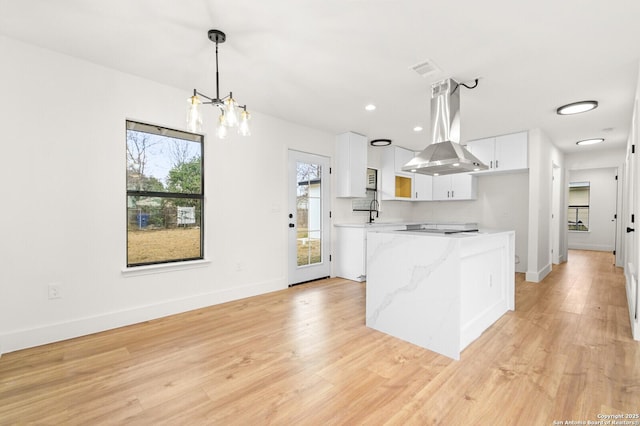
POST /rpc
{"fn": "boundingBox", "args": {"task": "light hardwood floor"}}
[1,250,638,425]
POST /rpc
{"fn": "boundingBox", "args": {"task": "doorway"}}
[567,168,618,253]
[287,150,331,285]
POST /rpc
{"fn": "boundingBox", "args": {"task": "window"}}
[568,181,589,231]
[126,121,204,266]
[352,168,378,211]
[296,161,323,266]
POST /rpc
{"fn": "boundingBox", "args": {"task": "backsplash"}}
[352,188,376,211]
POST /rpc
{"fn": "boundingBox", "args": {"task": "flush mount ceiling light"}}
[576,138,604,146]
[365,104,376,111]
[370,138,392,147]
[413,126,423,132]
[556,100,598,115]
[186,29,250,139]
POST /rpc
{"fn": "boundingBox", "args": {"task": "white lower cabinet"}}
[334,225,406,281]
[432,174,477,200]
[335,227,367,282]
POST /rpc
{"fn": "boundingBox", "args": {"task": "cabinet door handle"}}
[490,160,493,169]
[447,190,450,198]
[289,223,295,228]
[452,190,455,198]
[496,160,499,168]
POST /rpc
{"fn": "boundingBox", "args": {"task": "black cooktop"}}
[403,228,479,234]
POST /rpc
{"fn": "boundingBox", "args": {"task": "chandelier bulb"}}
[224,94,239,127]
[239,109,251,136]
[186,95,202,133]
[216,113,228,139]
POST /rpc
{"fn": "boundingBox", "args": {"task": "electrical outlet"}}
[48,283,61,299]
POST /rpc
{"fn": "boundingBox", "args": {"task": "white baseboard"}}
[0,278,285,354]
[525,263,552,283]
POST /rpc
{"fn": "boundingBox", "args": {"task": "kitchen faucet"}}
[369,199,379,223]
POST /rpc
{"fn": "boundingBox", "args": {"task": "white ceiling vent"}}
[410,59,441,77]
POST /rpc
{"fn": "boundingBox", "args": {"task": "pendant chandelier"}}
[187,29,250,138]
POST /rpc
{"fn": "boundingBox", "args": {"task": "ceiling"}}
[2,0,639,153]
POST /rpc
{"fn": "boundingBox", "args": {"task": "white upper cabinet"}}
[465,137,494,166]
[414,173,433,201]
[380,146,415,201]
[335,132,367,198]
[466,131,528,173]
[495,132,528,170]
[380,146,434,201]
[392,146,414,171]
[432,174,477,200]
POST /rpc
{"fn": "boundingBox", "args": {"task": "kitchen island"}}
[334,222,479,282]
[365,228,515,360]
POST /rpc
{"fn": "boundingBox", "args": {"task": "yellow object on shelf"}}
[395,175,412,198]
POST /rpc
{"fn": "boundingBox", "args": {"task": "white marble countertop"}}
[333,221,478,228]
[333,222,417,228]
[371,228,511,238]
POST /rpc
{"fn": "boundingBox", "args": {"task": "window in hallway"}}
[568,181,590,231]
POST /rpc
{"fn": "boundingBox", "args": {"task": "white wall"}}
[527,128,566,282]
[565,147,626,170]
[412,173,530,273]
[0,36,334,354]
[568,168,618,251]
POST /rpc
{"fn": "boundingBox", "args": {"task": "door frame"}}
[287,149,331,286]
[623,98,639,340]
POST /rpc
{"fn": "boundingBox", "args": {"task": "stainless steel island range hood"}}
[402,78,488,175]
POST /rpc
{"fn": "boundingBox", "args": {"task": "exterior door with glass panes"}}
[288,150,331,285]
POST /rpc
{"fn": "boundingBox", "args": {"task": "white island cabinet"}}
[366,229,515,360]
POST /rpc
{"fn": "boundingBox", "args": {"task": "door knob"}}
[289,223,295,228]
[627,227,635,233]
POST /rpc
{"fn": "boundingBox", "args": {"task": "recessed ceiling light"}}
[370,138,392,147]
[556,100,598,115]
[576,138,604,146]
[413,126,423,132]
[365,104,376,111]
